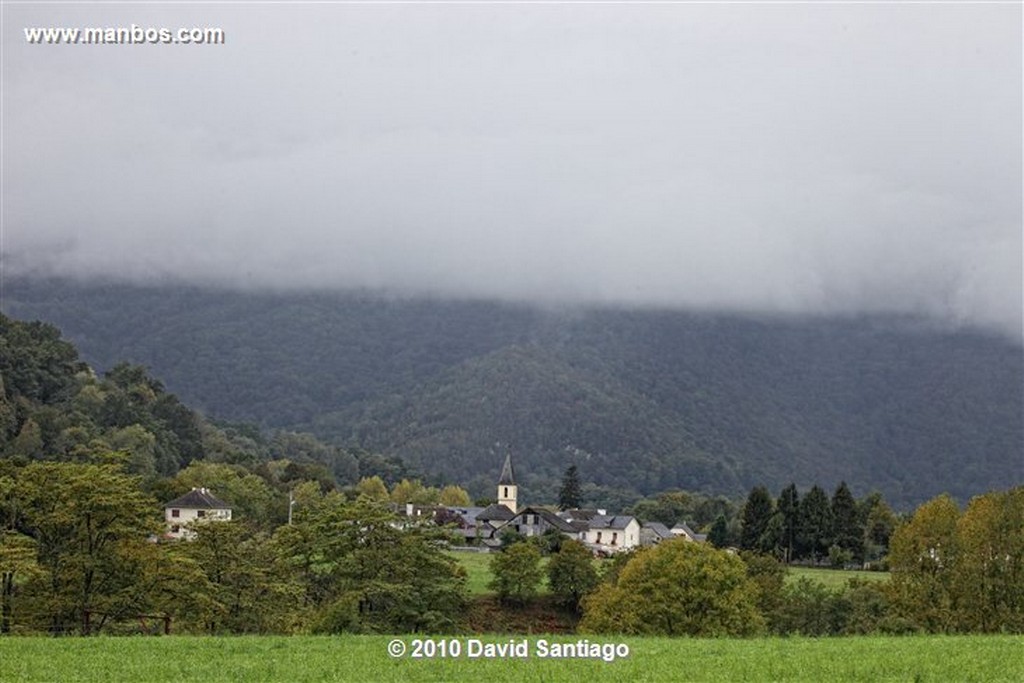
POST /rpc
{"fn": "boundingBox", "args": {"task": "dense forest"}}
[4,277,1022,509]
[1,312,1022,638]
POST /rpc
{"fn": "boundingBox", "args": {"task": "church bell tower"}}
[497,453,517,513]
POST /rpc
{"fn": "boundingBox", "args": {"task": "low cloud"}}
[4,4,1020,337]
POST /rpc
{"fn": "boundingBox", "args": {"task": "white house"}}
[578,514,641,553]
[164,487,232,539]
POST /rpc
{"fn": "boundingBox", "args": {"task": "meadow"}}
[450,550,890,596]
[1,634,1019,682]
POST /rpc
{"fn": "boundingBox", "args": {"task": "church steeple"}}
[497,454,517,512]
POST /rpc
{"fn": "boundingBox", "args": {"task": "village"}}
[163,454,707,553]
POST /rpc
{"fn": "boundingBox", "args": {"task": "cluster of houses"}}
[400,455,706,554]
[162,456,707,554]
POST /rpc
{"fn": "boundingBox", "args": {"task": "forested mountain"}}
[4,277,1021,508]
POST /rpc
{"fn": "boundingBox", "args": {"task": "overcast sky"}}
[3,3,1021,337]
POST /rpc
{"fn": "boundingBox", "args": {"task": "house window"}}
[611,533,618,546]
[171,509,180,518]
[503,487,509,498]
[197,510,206,518]
[596,532,603,544]
[171,525,180,533]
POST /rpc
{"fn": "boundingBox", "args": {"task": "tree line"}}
[482,486,1023,637]
[0,460,467,635]
[734,482,898,567]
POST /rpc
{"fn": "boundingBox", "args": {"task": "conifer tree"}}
[558,465,582,510]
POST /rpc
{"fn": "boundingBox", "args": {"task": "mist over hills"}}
[4,277,1021,509]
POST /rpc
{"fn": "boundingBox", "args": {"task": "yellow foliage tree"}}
[579,539,764,636]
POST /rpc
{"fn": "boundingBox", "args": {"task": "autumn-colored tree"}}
[953,487,1024,632]
[389,478,439,505]
[355,475,389,502]
[579,539,764,636]
[11,460,162,634]
[888,493,960,632]
[438,484,472,507]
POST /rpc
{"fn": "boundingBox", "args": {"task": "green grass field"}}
[0,634,1018,682]
[450,550,889,596]
[787,566,889,588]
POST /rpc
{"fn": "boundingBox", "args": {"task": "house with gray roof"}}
[164,487,232,539]
[640,521,676,546]
[671,522,708,543]
[578,514,641,553]
[504,506,578,539]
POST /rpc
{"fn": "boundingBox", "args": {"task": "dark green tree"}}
[777,483,800,563]
[798,485,833,563]
[708,514,730,548]
[740,485,776,554]
[489,542,543,606]
[831,481,864,564]
[860,492,897,564]
[558,465,583,511]
[547,539,598,612]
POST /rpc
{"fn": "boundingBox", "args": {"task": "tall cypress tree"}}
[558,465,582,510]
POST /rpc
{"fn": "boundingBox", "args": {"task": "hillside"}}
[4,277,1021,508]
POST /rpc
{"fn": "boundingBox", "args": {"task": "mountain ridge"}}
[3,277,1020,508]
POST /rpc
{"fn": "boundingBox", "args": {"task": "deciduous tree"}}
[579,539,763,636]
[547,540,598,611]
[489,542,543,606]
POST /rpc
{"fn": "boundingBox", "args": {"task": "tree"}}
[708,515,730,548]
[831,481,864,564]
[0,529,39,634]
[777,484,800,563]
[798,485,833,563]
[355,476,389,502]
[740,485,776,554]
[558,465,583,511]
[275,497,466,634]
[438,485,471,507]
[628,491,696,527]
[489,542,543,606]
[888,493,960,632]
[182,520,301,634]
[952,487,1024,632]
[860,492,897,564]
[547,540,598,611]
[579,539,764,636]
[173,462,278,528]
[11,460,162,634]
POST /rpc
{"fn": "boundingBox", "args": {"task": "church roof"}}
[498,453,516,486]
